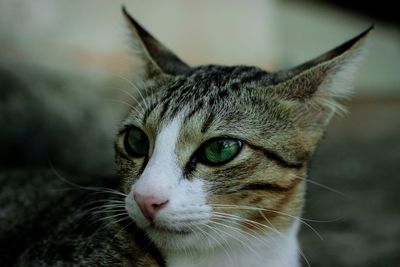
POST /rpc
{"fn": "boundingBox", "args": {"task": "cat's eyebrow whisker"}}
[112,74,149,110]
[135,79,153,107]
[112,87,146,113]
[103,99,142,114]
[131,79,153,112]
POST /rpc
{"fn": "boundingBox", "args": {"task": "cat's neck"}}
[164,221,300,267]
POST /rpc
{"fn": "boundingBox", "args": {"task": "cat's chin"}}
[149,224,194,236]
[144,224,214,251]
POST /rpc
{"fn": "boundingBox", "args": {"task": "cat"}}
[1,6,371,267]
[115,7,371,267]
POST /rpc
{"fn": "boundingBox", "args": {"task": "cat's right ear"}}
[270,26,372,127]
[122,6,190,78]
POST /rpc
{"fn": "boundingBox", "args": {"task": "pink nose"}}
[133,193,169,222]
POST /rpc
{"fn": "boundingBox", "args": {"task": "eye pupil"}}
[124,127,149,157]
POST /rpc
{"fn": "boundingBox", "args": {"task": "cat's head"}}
[115,7,371,252]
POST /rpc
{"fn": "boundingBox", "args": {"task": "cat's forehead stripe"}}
[200,112,215,133]
[143,65,274,126]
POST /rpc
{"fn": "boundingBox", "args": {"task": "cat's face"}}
[116,66,314,250]
[116,8,370,252]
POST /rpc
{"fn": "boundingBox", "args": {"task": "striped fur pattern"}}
[113,8,371,267]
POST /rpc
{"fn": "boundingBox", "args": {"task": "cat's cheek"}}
[115,154,145,191]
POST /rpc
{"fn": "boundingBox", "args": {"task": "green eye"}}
[124,127,149,157]
[201,138,242,165]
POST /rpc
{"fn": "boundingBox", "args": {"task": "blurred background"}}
[0,0,399,266]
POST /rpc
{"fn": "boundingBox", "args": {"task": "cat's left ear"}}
[273,26,373,126]
[122,6,190,77]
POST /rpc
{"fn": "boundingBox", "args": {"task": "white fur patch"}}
[125,113,211,244]
[133,115,183,200]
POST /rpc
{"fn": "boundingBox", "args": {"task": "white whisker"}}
[208,219,264,259]
[49,163,127,198]
[210,203,323,241]
[211,205,312,267]
[112,74,149,110]
[113,87,146,113]
[194,225,234,267]
[103,98,142,114]
[202,223,235,259]
[305,178,349,198]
